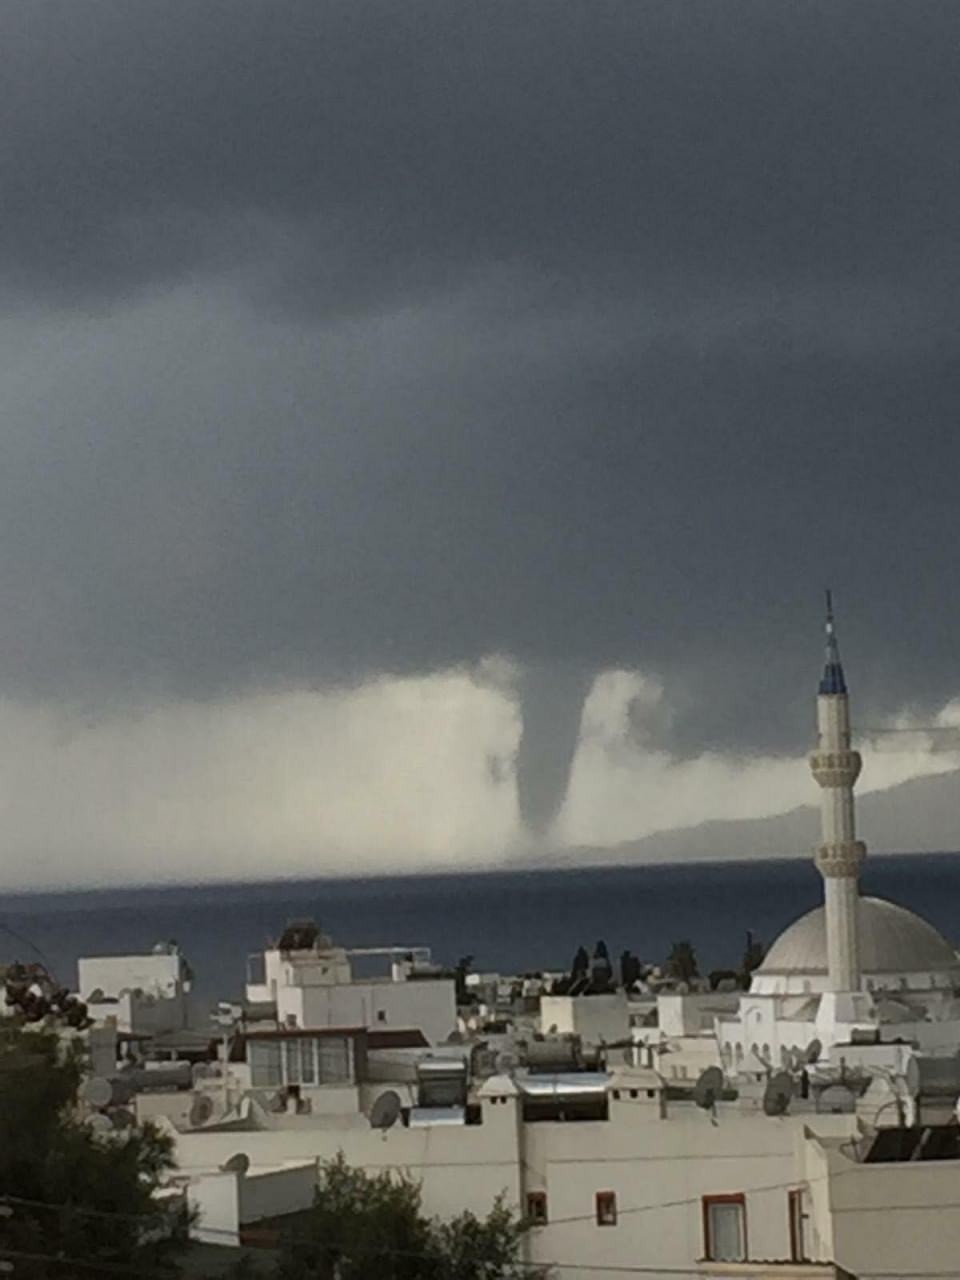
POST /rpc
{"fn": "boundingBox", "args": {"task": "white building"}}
[163,1065,960,1278]
[539,990,634,1045]
[245,921,457,1046]
[78,941,193,1035]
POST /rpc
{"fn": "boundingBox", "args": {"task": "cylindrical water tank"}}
[906,1056,960,1099]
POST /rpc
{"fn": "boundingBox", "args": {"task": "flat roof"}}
[242,1026,367,1041]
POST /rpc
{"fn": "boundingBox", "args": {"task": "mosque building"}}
[717,596,960,1073]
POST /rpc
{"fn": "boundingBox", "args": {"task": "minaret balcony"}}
[815,840,866,877]
[809,749,862,788]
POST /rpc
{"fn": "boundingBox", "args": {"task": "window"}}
[526,1191,548,1225]
[250,1035,352,1087]
[702,1194,746,1261]
[300,1039,316,1085]
[284,1038,301,1083]
[788,1189,806,1262]
[595,1191,617,1226]
[317,1035,351,1083]
[249,1040,282,1087]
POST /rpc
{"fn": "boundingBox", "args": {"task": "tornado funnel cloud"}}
[515,666,591,837]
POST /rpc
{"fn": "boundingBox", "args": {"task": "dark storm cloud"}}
[2,0,960,828]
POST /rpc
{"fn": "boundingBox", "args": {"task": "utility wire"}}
[0,1163,899,1279]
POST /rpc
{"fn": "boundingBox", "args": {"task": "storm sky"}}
[2,2,960,887]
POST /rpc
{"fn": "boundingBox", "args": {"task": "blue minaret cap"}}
[819,588,847,696]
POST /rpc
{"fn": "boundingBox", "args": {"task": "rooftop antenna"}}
[692,1066,724,1124]
[763,1071,794,1117]
[751,1046,772,1077]
[368,1090,402,1138]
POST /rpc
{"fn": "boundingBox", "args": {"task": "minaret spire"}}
[810,592,866,992]
[819,588,847,695]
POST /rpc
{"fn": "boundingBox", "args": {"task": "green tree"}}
[619,949,642,989]
[0,1021,186,1279]
[588,941,613,994]
[741,931,766,984]
[665,940,699,985]
[274,1154,544,1280]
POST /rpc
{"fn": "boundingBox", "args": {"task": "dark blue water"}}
[1,853,958,1002]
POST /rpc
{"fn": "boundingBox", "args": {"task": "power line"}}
[0,1246,178,1279]
[6,1157,960,1276]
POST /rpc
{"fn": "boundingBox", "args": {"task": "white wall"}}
[247,946,353,1004]
[79,952,183,1000]
[280,980,456,1045]
[170,1092,861,1278]
[187,1163,318,1247]
[187,1172,240,1246]
[825,1146,960,1278]
[86,989,189,1035]
[657,993,740,1038]
[539,993,630,1045]
[238,1163,318,1224]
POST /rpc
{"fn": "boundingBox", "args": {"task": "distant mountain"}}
[549,766,960,868]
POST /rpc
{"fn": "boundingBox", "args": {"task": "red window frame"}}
[702,1193,747,1261]
[788,1188,806,1262]
[526,1191,548,1225]
[595,1190,618,1226]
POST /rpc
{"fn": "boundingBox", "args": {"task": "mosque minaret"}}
[810,592,866,993]
[716,596,960,1069]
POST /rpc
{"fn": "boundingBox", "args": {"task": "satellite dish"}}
[763,1071,794,1116]
[495,1050,519,1075]
[88,1112,113,1136]
[445,1030,465,1044]
[693,1067,725,1113]
[220,1152,250,1176]
[368,1090,402,1133]
[805,1039,823,1065]
[189,1094,215,1128]
[82,1077,114,1110]
[818,1084,856,1114]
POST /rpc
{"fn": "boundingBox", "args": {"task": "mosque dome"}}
[758,896,960,981]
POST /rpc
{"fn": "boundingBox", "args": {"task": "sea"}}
[1,853,959,1005]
